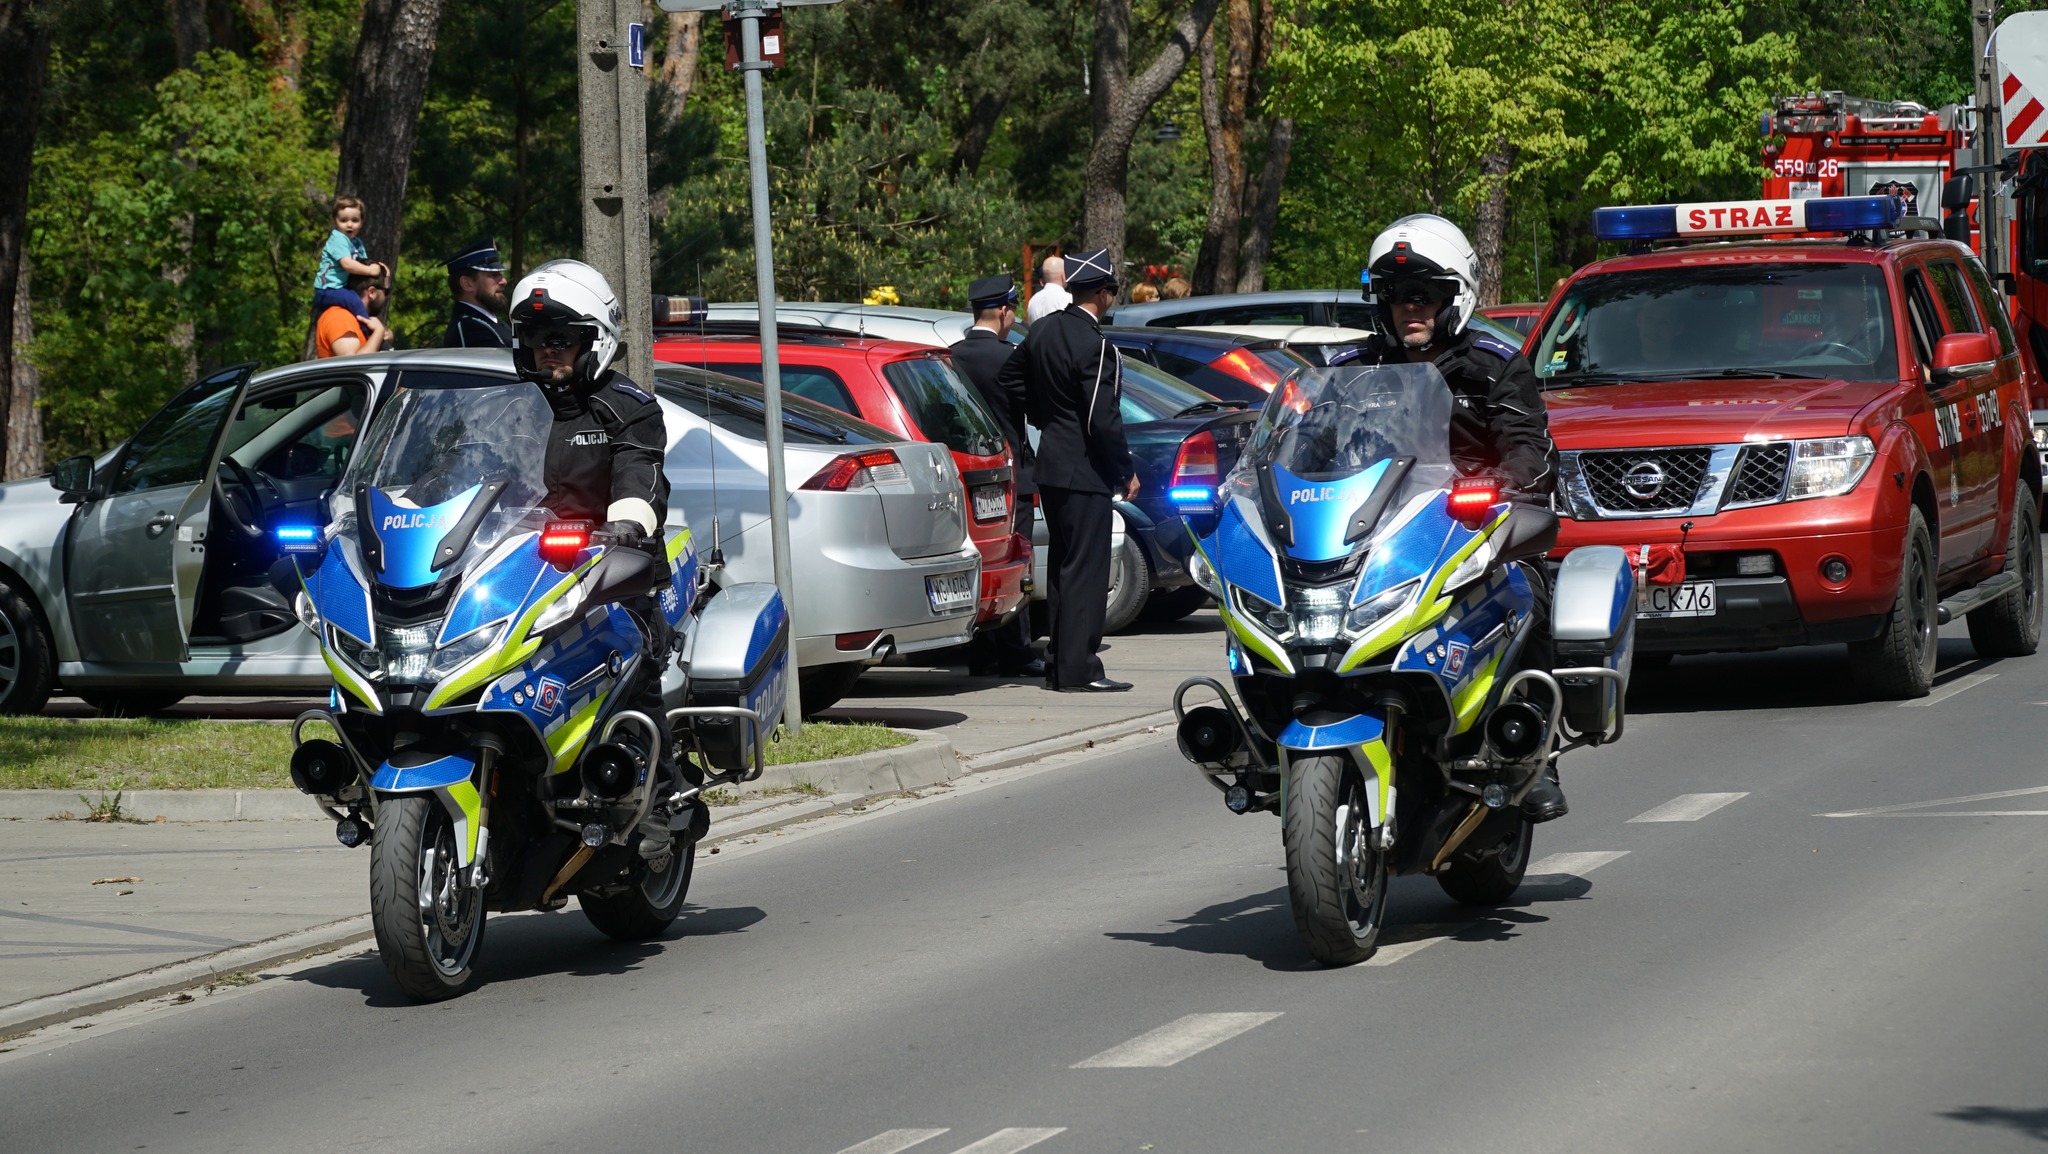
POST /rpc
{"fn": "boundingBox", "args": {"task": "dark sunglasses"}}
[1389,283,1453,307]
[530,329,584,351]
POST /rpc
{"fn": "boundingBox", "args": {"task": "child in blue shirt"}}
[312,196,386,319]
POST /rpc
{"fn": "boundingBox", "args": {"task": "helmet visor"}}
[1381,278,1458,308]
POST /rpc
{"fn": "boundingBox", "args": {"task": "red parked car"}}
[653,331,1031,642]
[1530,195,2041,698]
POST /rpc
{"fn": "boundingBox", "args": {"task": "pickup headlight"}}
[1233,586,1290,636]
[1785,436,1875,500]
[1344,578,1419,638]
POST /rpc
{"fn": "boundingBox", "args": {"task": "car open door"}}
[66,364,253,663]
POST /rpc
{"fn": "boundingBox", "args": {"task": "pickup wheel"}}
[1968,486,2042,658]
[1849,508,1938,700]
[0,578,54,716]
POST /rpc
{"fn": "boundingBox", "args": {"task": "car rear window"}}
[653,366,894,447]
[690,361,861,416]
[1532,262,1898,385]
[881,356,1005,457]
[1119,358,1227,422]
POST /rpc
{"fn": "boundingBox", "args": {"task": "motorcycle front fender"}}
[372,751,483,867]
[1276,713,1394,831]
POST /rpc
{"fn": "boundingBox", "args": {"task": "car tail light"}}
[1447,476,1501,525]
[1170,431,1220,509]
[539,520,593,568]
[835,629,882,651]
[802,449,905,491]
[1214,348,1283,392]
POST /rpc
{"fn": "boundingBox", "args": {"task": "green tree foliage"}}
[29,50,330,454]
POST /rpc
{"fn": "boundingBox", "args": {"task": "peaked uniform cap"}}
[444,237,505,273]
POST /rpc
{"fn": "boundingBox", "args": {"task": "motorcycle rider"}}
[508,260,699,800]
[1337,215,1568,822]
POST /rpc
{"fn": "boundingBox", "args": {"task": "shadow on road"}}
[288,902,765,1006]
[816,706,970,730]
[1625,640,1990,715]
[1104,886,1318,972]
[1941,1105,2048,1142]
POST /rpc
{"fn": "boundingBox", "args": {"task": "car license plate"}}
[1640,581,1716,618]
[927,570,977,614]
[972,484,1007,522]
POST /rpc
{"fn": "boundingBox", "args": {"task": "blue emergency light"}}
[1170,484,1216,508]
[1591,195,1904,242]
[275,524,323,553]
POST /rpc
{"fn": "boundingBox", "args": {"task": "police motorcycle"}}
[1172,362,1635,965]
[281,373,789,1001]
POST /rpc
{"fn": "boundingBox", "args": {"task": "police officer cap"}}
[444,237,504,274]
[968,273,1018,309]
[1063,248,1118,292]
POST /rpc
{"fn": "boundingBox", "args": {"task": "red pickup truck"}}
[1530,196,2042,698]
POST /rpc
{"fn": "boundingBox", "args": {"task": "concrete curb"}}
[958,709,1174,773]
[0,729,958,823]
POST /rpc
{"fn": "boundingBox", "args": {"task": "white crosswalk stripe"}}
[834,1130,951,1154]
[1900,671,1997,706]
[1628,792,1748,822]
[1072,1011,1283,1068]
[948,1129,1067,1154]
[1525,850,1629,883]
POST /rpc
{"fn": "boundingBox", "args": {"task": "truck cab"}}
[1531,195,2042,697]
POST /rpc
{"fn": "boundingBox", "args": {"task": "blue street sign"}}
[628,22,646,70]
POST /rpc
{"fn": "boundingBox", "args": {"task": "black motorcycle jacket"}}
[1336,327,1557,495]
[541,373,671,534]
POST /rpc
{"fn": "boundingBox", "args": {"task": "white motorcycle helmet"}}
[1365,214,1479,347]
[508,259,624,389]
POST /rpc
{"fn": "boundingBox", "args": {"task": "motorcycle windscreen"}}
[1234,362,1458,564]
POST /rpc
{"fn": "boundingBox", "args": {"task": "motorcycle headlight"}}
[1292,585,1348,643]
[1785,436,1875,501]
[1344,578,1420,638]
[1190,550,1222,597]
[531,578,590,634]
[328,625,379,677]
[379,624,436,684]
[295,590,321,632]
[1232,586,1291,636]
[428,627,500,678]
[1442,536,1498,593]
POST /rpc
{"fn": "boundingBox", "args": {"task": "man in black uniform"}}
[1339,214,1566,820]
[949,273,1043,678]
[507,260,696,805]
[439,237,512,349]
[996,248,1137,693]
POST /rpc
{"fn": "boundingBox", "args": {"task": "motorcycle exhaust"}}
[290,739,358,795]
[581,742,644,800]
[1178,706,1245,767]
[1484,701,1549,763]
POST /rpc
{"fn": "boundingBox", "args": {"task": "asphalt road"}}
[6,629,2048,1153]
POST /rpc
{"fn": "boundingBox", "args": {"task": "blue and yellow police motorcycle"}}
[1174,363,1635,965]
[281,373,787,1000]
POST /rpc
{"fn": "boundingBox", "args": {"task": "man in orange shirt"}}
[314,272,390,358]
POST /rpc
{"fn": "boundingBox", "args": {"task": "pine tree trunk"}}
[7,258,41,481]
[0,0,50,480]
[1473,142,1517,308]
[335,0,449,292]
[658,10,699,123]
[1235,115,1292,294]
[1192,5,1250,297]
[1083,0,1222,274]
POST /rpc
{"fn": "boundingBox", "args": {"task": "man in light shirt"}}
[1025,254,1071,322]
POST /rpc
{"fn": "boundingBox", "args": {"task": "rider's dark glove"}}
[599,520,645,548]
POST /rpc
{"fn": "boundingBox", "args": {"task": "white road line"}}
[1628,792,1749,823]
[834,1130,950,1154]
[1900,671,1997,706]
[1362,936,1449,966]
[1072,1012,1282,1068]
[948,1129,1067,1154]
[1524,850,1629,884]
[1819,784,2048,818]
[1867,810,2048,817]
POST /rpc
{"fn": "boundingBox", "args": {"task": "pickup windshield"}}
[1532,263,1898,386]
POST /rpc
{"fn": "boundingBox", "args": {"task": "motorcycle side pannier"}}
[1550,545,1636,742]
[679,582,790,777]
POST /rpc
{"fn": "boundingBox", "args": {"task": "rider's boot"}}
[1522,763,1569,823]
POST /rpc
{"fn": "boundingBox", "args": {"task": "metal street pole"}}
[576,0,654,386]
[1975,0,2003,278]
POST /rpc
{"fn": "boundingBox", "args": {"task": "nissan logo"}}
[1622,461,1667,500]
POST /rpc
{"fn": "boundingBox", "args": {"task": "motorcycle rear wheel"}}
[1282,753,1389,966]
[1436,815,1533,906]
[581,832,695,941]
[369,796,486,1002]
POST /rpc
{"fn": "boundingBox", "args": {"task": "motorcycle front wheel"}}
[1282,753,1389,966]
[370,795,486,1001]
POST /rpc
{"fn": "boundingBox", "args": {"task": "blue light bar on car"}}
[1592,195,1905,242]
[275,524,322,553]
[1170,485,1215,507]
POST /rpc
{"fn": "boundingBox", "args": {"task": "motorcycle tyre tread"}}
[370,795,483,1002]
[1281,753,1386,967]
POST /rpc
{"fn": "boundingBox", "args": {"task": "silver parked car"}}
[0,349,973,717]
[685,302,1018,349]
[1108,289,1374,330]
[654,365,979,712]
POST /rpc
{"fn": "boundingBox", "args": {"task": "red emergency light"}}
[1447,476,1501,525]
[539,520,593,568]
